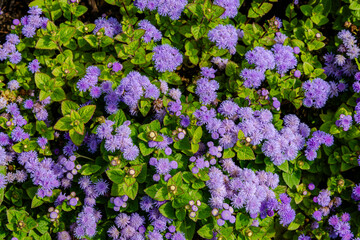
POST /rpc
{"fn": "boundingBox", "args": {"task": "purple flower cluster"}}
[206,162,293,225]
[97,120,139,160]
[93,17,122,38]
[18,151,61,198]
[148,134,173,155]
[134,0,188,20]
[23,97,50,121]
[240,43,297,88]
[213,0,240,19]
[190,154,214,174]
[116,71,159,114]
[354,101,360,124]
[139,197,186,239]
[74,206,101,238]
[338,30,360,59]
[194,106,240,149]
[328,213,355,240]
[138,20,162,43]
[0,33,22,64]
[212,57,229,70]
[108,212,146,239]
[313,189,342,219]
[195,77,219,105]
[208,24,238,55]
[238,109,309,165]
[305,130,334,161]
[214,205,236,226]
[152,44,183,72]
[277,193,296,226]
[110,195,129,211]
[149,157,178,181]
[335,114,353,131]
[21,6,48,38]
[57,155,82,189]
[272,44,297,75]
[302,78,331,108]
[76,66,101,93]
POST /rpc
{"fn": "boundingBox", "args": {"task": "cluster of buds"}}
[48,207,60,221]
[110,195,129,211]
[172,128,186,141]
[67,192,79,206]
[59,155,81,188]
[110,156,121,166]
[148,131,158,141]
[211,203,236,226]
[185,200,201,218]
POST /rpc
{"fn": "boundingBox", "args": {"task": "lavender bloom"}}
[7,80,20,91]
[208,24,238,55]
[245,46,275,71]
[93,17,122,38]
[201,67,217,79]
[335,114,352,131]
[302,78,330,108]
[240,68,265,88]
[138,20,162,43]
[213,0,240,18]
[212,57,229,70]
[135,0,187,20]
[28,59,41,73]
[152,44,183,72]
[272,44,297,75]
[195,78,219,105]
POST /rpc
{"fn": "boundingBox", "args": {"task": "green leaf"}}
[191,25,207,41]
[282,170,301,189]
[61,100,80,116]
[154,187,169,201]
[74,5,88,17]
[39,232,51,240]
[300,5,312,16]
[54,116,72,131]
[78,105,96,124]
[69,129,85,145]
[59,26,76,43]
[210,5,226,19]
[35,73,53,91]
[308,40,325,51]
[131,48,147,65]
[139,142,154,156]
[225,61,238,76]
[223,149,235,159]
[84,35,98,48]
[36,36,58,50]
[124,182,138,200]
[235,213,250,229]
[92,52,106,62]
[248,2,272,18]
[31,195,44,208]
[349,1,360,10]
[79,164,101,175]
[139,99,151,116]
[303,62,314,75]
[73,123,85,135]
[236,146,255,160]
[197,223,214,239]
[160,72,182,85]
[159,202,176,219]
[192,126,202,143]
[144,184,162,199]
[51,87,66,101]
[187,3,204,17]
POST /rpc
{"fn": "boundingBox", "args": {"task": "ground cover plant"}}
[2,0,360,239]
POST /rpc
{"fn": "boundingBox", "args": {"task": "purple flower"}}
[95,179,109,196]
[213,0,240,18]
[93,17,122,38]
[7,80,20,91]
[272,44,297,75]
[208,24,238,55]
[195,78,219,105]
[313,210,322,221]
[245,46,275,71]
[152,44,183,72]
[302,78,330,108]
[112,62,123,72]
[28,59,41,73]
[240,68,265,89]
[37,137,48,149]
[138,20,162,43]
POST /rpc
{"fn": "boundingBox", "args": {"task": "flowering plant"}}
[1,0,360,239]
